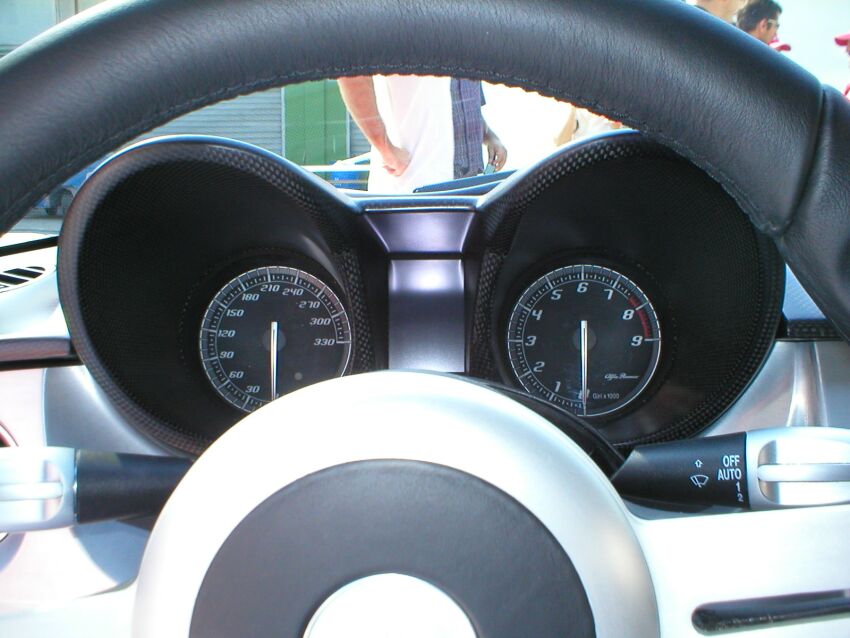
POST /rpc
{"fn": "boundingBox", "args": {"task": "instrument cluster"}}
[56,132,785,453]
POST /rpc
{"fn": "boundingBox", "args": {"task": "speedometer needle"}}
[270,321,278,401]
[580,319,588,417]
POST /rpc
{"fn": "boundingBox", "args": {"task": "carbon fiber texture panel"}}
[471,133,784,446]
[59,138,376,453]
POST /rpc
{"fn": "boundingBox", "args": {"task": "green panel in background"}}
[324,81,349,161]
[284,80,349,166]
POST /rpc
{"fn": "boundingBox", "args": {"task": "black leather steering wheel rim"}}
[1,0,849,336]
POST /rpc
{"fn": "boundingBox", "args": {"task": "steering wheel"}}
[2,0,850,636]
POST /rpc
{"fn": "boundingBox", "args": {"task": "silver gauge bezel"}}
[199,266,352,412]
[506,263,662,418]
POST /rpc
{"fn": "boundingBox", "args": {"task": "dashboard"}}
[1,129,849,622]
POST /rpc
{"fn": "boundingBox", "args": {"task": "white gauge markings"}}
[199,266,352,413]
[506,264,661,418]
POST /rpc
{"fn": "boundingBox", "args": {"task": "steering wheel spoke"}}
[134,371,659,638]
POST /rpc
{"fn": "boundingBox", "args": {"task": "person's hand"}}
[484,131,507,171]
[378,143,411,176]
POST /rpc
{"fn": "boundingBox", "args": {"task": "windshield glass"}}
[4,0,850,237]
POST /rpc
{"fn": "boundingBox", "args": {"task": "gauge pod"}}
[506,264,661,418]
[56,136,376,453]
[199,266,352,412]
[473,133,784,444]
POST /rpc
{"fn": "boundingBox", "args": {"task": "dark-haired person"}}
[737,0,782,45]
[694,0,746,23]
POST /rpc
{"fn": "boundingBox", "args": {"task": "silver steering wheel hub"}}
[133,371,658,637]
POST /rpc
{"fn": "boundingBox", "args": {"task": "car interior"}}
[1,0,850,636]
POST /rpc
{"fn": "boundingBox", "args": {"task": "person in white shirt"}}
[338,75,506,193]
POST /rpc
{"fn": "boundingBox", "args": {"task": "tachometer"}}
[199,266,352,412]
[506,264,661,417]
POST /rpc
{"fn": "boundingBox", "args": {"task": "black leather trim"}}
[779,319,841,341]
[776,88,850,342]
[0,0,847,334]
[693,590,850,633]
[0,337,75,366]
[0,0,821,231]
[0,236,57,258]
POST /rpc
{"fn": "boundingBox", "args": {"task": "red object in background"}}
[838,32,850,98]
[769,37,791,52]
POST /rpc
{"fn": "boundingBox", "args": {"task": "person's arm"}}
[337,76,410,176]
[482,118,507,171]
[553,105,578,147]
[477,82,507,171]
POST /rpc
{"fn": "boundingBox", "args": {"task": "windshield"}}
[4,0,850,237]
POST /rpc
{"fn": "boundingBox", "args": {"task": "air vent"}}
[0,266,47,292]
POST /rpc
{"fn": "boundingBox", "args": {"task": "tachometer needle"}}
[580,319,588,417]
[270,321,278,401]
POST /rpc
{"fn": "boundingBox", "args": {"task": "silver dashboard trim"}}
[0,582,134,635]
[0,235,845,635]
[0,249,64,336]
[43,366,167,455]
[704,340,850,436]
[0,337,846,634]
[0,368,151,613]
[633,502,850,637]
[388,260,466,372]
[0,447,75,533]
[784,266,826,321]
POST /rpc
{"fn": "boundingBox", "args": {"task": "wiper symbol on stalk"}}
[690,474,709,488]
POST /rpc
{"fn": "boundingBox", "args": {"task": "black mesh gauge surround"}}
[58,137,380,454]
[470,132,785,447]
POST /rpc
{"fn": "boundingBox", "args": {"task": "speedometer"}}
[506,264,661,418]
[199,266,352,412]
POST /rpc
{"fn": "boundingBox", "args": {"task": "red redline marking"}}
[628,296,652,337]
